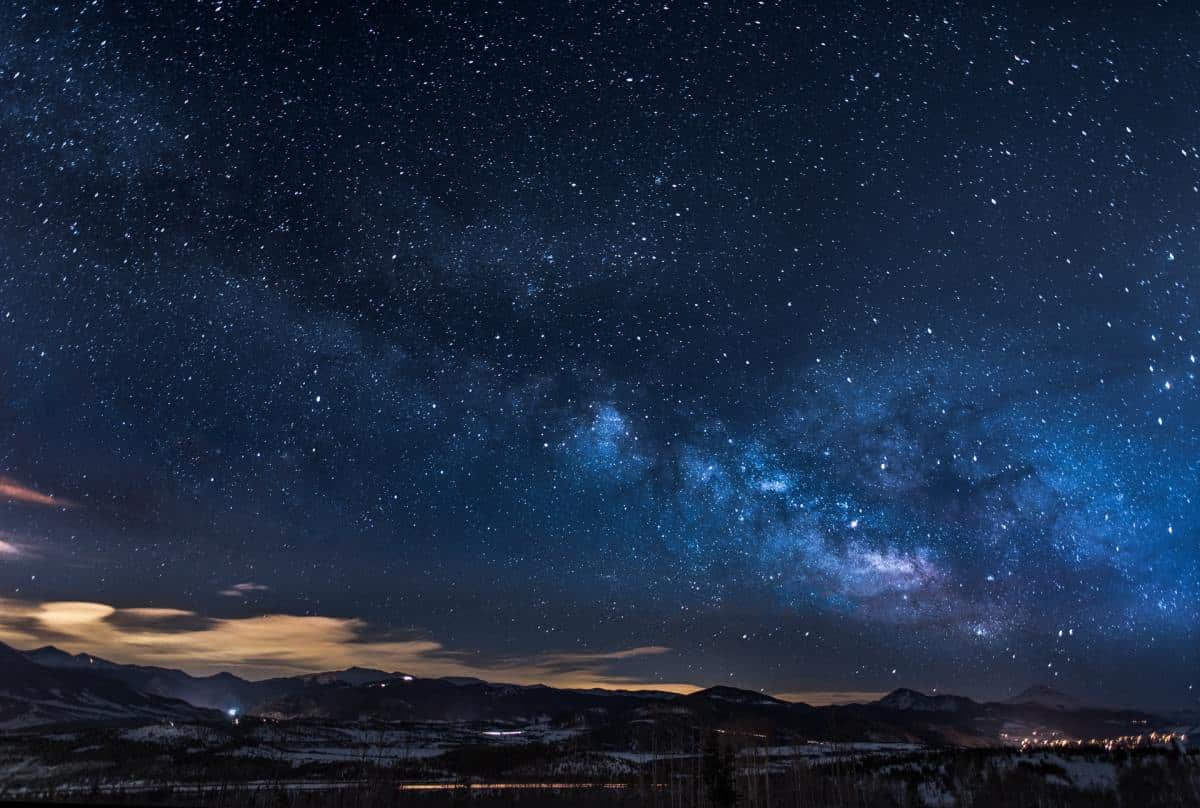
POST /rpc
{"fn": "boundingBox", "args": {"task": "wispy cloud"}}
[540,645,672,664]
[0,598,696,693]
[0,476,75,509]
[0,532,36,560]
[218,582,270,597]
[774,690,886,706]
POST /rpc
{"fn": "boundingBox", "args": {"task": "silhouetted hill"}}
[1005,684,1086,710]
[5,643,1177,745]
[876,688,977,712]
[0,642,217,728]
[20,644,414,713]
[688,685,789,706]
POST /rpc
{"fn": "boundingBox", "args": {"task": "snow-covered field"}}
[0,717,587,781]
[601,741,921,765]
[1,717,1196,807]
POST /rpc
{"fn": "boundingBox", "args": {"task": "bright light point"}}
[227,708,238,717]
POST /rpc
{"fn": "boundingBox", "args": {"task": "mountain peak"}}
[877,688,975,712]
[1006,684,1084,710]
[298,667,394,686]
[26,645,76,661]
[0,640,35,665]
[689,686,786,706]
[25,645,115,668]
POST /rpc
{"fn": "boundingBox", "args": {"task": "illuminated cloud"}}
[122,607,195,618]
[0,476,75,509]
[218,582,270,597]
[0,598,696,693]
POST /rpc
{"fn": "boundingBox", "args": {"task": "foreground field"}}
[1,717,1197,807]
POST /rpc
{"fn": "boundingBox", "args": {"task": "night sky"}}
[0,1,1197,709]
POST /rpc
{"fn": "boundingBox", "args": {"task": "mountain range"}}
[0,642,214,728]
[3,642,1192,747]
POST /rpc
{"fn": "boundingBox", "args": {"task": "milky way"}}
[0,1,1197,707]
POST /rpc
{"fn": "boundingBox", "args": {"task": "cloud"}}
[122,607,196,618]
[774,691,887,706]
[0,598,696,693]
[0,476,75,509]
[541,645,672,663]
[218,582,270,597]
[0,537,31,559]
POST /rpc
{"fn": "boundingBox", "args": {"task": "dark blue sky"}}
[0,0,1197,708]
